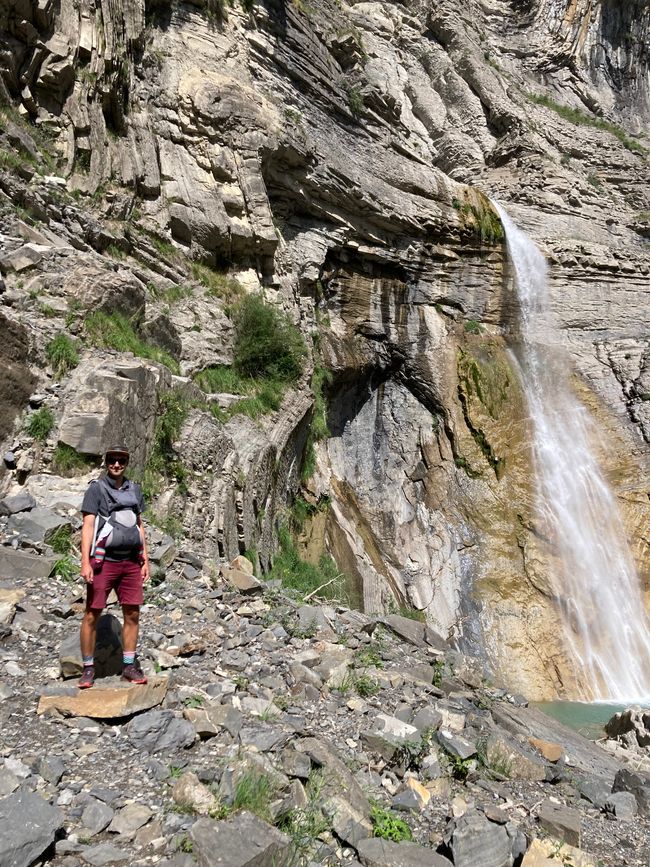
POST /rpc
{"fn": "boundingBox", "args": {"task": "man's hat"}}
[105,445,130,458]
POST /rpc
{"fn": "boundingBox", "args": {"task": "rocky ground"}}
[2,491,650,867]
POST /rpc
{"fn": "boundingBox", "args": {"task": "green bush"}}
[464,319,483,334]
[85,311,180,374]
[370,804,413,842]
[25,407,55,441]
[46,333,79,378]
[232,294,306,382]
[195,365,285,422]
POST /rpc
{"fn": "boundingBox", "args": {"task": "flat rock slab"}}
[537,800,581,847]
[80,842,130,865]
[190,810,292,866]
[37,676,167,718]
[521,837,596,866]
[491,702,620,780]
[0,788,63,867]
[357,837,453,866]
[0,548,57,580]
[380,614,425,646]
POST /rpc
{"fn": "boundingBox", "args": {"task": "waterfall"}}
[495,203,650,702]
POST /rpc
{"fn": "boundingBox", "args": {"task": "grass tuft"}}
[25,407,55,441]
[52,444,96,476]
[527,92,647,154]
[46,333,79,378]
[85,311,180,374]
[268,525,349,604]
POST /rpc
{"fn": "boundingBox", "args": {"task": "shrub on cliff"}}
[233,294,306,383]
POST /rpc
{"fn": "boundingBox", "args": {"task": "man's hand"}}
[81,561,94,584]
[141,561,150,583]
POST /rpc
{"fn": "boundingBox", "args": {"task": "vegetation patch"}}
[148,283,193,305]
[301,362,332,481]
[85,311,180,374]
[370,803,413,842]
[458,197,504,244]
[195,295,307,422]
[139,390,190,501]
[229,771,278,822]
[527,93,647,154]
[268,525,350,604]
[25,407,55,441]
[458,347,510,420]
[191,262,243,309]
[195,365,285,422]
[232,294,306,382]
[52,444,96,476]
[46,333,79,378]
[48,524,73,555]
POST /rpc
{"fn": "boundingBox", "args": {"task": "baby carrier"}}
[89,477,143,563]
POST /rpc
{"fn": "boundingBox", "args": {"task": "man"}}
[78,445,149,688]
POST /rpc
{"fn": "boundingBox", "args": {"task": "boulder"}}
[172,772,218,815]
[107,803,153,837]
[58,356,171,470]
[223,567,263,594]
[190,811,292,867]
[63,264,146,319]
[0,548,57,580]
[80,798,114,836]
[537,800,581,847]
[127,709,196,752]
[381,614,425,646]
[604,791,637,821]
[0,491,36,516]
[0,789,63,867]
[0,589,25,624]
[483,733,547,781]
[605,707,650,748]
[357,837,453,866]
[295,737,372,846]
[521,837,596,866]
[528,737,564,763]
[612,768,650,816]
[444,808,512,867]
[7,507,71,545]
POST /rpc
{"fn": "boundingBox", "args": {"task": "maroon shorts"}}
[86,559,144,609]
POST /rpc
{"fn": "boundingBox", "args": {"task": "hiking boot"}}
[122,661,147,684]
[78,666,95,689]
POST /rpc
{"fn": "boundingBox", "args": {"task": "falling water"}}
[495,203,650,702]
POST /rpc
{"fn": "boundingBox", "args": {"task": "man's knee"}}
[82,608,102,626]
[122,605,140,623]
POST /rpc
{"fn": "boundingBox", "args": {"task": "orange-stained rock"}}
[529,737,564,763]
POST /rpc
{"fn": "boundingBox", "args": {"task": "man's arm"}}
[80,513,96,584]
[137,515,149,582]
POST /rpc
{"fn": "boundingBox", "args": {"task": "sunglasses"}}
[106,456,128,466]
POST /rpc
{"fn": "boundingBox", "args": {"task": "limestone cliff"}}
[0,0,648,699]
